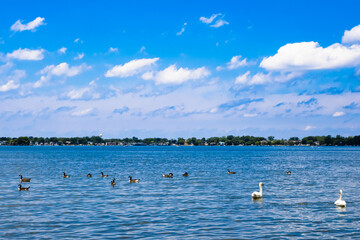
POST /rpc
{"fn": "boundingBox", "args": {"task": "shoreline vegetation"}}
[1,135,360,146]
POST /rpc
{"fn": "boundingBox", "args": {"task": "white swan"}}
[252,182,264,199]
[334,189,346,207]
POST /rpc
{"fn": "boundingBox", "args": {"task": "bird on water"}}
[252,182,264,199]
[129,176,140,183]
[334,189,346,207]
[19,175,31,182]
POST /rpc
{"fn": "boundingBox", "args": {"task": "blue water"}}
[0,146,359,239]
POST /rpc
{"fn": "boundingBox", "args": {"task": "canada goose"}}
[19,175,31,182]
[227,169,236,174]
[18,184,30,191]
[128,176,140,183]
[286,171,291,175]
[111,178,116,187]
[86,173,92,177]
[63,172,70,178]
[252,182,264,199]
[101,172,109,177]
[183,172,189,177]
[334,189,346,207]
[162,173,173,178]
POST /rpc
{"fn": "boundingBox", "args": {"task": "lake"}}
[0,146,359,239]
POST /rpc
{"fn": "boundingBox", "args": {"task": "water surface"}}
[0,146,359,239]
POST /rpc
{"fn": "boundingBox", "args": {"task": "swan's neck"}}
[259,184,263,194]
[339,192,343,201]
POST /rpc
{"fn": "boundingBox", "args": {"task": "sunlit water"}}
[0,146,359,239]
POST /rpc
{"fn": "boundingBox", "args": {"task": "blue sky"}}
[1,0,360,138]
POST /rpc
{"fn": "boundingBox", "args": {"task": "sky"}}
[1,0,360,139]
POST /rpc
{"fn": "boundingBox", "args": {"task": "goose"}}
[18,184,30,191]
[19,175,31,182]
[63,172,70,178]
[252,182,264,199]
[227,169,236,174]
[162,173,173,178]
[183,172,189,177]
[86,173,92,178]
[111,178,116,187]
[128,176,140,183]
[286,171,291,175]
[334,189,346,207]
[101,172,109,177]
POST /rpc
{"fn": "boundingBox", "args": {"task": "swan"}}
[227,169,236,174]
[63,172,70,178]
[128,176,140,183]
[19,175,31,182]
[334,189,346,207]
[252,182,264,199]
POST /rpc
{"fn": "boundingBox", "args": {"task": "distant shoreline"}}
[1,135,359,146]
[1,145,359,147]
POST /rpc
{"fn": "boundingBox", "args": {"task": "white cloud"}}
[200,14,221,24]
[74,53,84,60]
[109,47,118,53]
[72,108,94,116]
[0,80,19,92]
[74,38,83,43]
[34,63,90,88]
[0,69,26,92]
[7,48,44,60]
[58,47,67,54]
[105,58,159,78]
[235,71,251,84]
[67,87,92,100]
[243,113,257,117]
[211,19,229,28]
[0,62,14,73]
[177,23,187,36]
[260,42,360,71]
[142,64,210,85]
[200,14,228,28]
[333,111,345,117]
[342,24,360,44]
[139,46,146,53]
[10,17,45,32]
[63,80,102,100]
[227,55,248,69]
[305,125,315,131]
[235,71,301,86]
[44,63,89,77]
[216,66,223,71]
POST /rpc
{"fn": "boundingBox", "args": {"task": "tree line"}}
[1,135,360,146]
